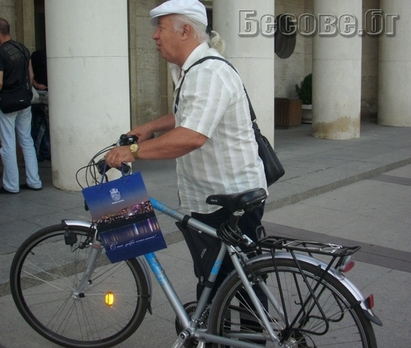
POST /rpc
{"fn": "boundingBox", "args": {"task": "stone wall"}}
[129,0,166,128]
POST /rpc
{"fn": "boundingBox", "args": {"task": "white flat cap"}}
[150,0,208,26]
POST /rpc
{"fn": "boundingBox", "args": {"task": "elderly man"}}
[105,0,267,299]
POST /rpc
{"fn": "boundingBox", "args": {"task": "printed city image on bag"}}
[82,172,167,263]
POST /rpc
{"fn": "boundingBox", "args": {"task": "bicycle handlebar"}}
[95,134,139,175]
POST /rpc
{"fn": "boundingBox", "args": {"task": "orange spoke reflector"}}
[105,291,114,306]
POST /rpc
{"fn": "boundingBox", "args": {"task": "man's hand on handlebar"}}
[105,146,135,169]
[127,124,154,143]
[103,134,138,169]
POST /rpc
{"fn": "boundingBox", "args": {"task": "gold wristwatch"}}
[130,143,139,160]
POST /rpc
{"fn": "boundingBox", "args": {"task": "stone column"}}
[44,0,130,190]
[379,1,410,126]
[312,0,362,139]
[213,0,275,144]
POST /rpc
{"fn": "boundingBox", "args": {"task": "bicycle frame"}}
[65,195,381,347]
[66,199,280,347]
[148,197,281,347]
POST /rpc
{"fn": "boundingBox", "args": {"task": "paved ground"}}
[1,121,411,347]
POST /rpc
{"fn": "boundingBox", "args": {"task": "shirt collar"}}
[170,42,210,85]
[181,42,210,72]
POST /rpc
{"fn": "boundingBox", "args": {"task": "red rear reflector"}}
[337,257,355,273]
[366,294,375,309]
[342,260,355,273]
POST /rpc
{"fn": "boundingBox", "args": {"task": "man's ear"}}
[181,24,192,41]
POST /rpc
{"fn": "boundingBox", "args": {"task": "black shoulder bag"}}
[0,41,32,113]
[175,56,285,187]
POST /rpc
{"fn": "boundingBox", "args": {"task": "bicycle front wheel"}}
[208,257,377,347]
[10,223,149,348]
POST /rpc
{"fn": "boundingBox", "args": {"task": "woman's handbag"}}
[177,56,285,187]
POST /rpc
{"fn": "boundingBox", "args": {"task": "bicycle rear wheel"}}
[208,257,377,347]
[10,223,149,348]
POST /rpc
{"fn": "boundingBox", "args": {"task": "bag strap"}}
[174,56,257,122]
[6,40,30,63]
[5,40,32,90]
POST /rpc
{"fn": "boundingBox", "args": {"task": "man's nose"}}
[152,28,159,40]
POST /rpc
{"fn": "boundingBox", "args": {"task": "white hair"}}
[171,14,226,55]
[209,30,226,56]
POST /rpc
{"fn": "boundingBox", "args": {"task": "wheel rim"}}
[11,226,147,347]
[209,259,374,347]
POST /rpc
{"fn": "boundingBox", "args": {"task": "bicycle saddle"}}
[206,188,267,212]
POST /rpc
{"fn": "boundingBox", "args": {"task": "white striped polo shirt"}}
[171,42,267,214]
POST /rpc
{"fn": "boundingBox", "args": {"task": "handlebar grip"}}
[96,159,131,175]
[118,134,138,146]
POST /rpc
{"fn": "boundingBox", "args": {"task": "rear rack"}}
[257,235,360,257]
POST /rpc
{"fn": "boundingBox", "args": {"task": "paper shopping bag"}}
[82,172,167,263]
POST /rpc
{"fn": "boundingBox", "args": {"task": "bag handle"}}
[174,56,257,123]
[99,162,129,187]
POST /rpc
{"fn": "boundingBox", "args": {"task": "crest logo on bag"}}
[110,188,121,202]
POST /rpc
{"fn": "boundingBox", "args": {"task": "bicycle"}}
[10,136,382,348]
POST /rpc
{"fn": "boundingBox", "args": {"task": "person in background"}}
[31,48,47,90]
[0,18,42,193]
[31,48,50,162]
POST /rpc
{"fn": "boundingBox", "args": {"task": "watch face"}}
[130,144,139,159]
[130,144,138,152]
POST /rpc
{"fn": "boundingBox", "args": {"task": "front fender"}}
[62,219,96,230]
[248,252,382,326]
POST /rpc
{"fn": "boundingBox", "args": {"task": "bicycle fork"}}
[71,229,103,299]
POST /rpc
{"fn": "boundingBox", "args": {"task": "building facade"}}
[1,0,409,190]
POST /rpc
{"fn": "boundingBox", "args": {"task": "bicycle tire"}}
[10,223,149,348]
[208,257,377,347]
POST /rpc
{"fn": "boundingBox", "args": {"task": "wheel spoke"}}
[208,258,377,347]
